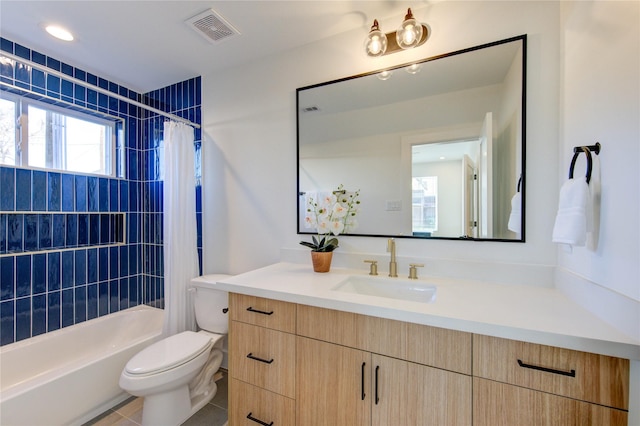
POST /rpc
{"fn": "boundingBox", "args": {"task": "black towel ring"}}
[569,147,593,184]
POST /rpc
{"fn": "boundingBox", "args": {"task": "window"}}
[0,94,118,176]
[412,176,438,233]
[0,98,16,164]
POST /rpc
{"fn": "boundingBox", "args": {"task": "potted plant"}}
[300,185,360,272]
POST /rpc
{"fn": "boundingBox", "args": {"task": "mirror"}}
[297,35,526,241]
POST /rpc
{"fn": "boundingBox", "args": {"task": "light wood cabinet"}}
[229,293,631,426]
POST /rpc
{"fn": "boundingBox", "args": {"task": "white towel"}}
[552,178,590,247]
[507,192,521,235]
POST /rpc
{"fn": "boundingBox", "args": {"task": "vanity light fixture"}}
[364,8,428,57]
[45,24,74,41]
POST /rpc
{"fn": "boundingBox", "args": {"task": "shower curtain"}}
[162,121,199,335]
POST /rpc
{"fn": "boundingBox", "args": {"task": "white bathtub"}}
[0,305,164,426]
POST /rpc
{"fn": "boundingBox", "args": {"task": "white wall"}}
[202,0,561,279]
[556,1,639,337]
[416,160,463,237]
[299,133,405,235]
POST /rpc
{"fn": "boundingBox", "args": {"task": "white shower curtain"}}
[162,121,199,336]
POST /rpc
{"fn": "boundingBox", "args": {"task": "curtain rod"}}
[0,51,201,129]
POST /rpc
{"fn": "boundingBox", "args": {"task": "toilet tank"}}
[191,274,231,334]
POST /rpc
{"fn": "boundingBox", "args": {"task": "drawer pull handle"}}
[517,359,576,377]
[247,353,274,364]
[375,365,380,405]
[247,307,274,315]
[361,362,366,400]
[247,412,274,426]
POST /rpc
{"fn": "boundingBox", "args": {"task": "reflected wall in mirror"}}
[297,35,526,241]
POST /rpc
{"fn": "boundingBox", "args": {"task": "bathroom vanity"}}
[195,262,637,425]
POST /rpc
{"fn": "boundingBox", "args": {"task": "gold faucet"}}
[387,238,398,277]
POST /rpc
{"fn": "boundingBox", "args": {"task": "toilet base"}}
[140,383,217,426]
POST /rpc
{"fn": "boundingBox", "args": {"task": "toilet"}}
[119,275,231,426]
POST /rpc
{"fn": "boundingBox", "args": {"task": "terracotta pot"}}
[310,251,333,273]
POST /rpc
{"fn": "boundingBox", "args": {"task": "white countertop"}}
[193,262,640,360]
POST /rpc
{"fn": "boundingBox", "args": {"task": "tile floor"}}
[83,370,228,426]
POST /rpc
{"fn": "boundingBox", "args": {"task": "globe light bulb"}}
[396,8,423,50]
[364,20,387,57]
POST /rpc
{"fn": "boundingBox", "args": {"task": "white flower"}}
[304,214,317,228]
[329,220,345,235]
[316,218,331,234]
[303,185,361,240]
[320,193,337,209]
[332,202,348,218]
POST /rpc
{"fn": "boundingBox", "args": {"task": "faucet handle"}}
[364,260,378,276]
[408,263,424,279]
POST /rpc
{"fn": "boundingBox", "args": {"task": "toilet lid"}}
[125,331,213,376]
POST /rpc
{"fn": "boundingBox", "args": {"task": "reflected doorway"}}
[411,139,481,238]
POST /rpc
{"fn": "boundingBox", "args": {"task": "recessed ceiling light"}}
[45,25,74,41]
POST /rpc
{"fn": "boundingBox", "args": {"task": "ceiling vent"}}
[186,9,240,44]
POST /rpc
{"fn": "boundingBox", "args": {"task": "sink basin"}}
[332,275,437,304]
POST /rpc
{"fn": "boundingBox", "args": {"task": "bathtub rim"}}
[0,304,164,399]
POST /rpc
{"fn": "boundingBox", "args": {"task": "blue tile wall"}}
[0,39,202,345]
[141,76,203,308]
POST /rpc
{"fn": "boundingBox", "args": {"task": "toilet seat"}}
[124,331,213,376]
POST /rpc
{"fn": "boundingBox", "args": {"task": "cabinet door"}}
[296,336,371,426]
[370,354,409,425]
[473,377,628,426]
[372,355,472,426]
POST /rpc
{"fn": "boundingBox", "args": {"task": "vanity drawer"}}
[229,378,295,426]
[473,378,628,426]
[473,334,629,409]
[229,293,296,333]
[229,321,296,398]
